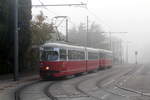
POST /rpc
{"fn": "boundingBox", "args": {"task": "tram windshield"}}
[41,51,59,61]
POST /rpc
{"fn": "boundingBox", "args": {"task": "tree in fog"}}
[27,11,57,69]
[88,22,108,49]
[68,22,109,49]
[68,23,86,46]
[31,11,56,45]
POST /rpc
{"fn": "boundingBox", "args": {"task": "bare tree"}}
[69,22,109,49]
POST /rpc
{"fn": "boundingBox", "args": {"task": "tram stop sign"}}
[135,51,138,55]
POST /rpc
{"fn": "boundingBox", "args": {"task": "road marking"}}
[122,66,145,84]
[113,87,118,89]
[102,79,115,87]
[101,94,109,99]
[119,82,123,86]
[125,77,130,81]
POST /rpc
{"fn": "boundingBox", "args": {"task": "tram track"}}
[95,66,135,98]
[69,66,129,99]
[46,74,100,99]
[115,65,150,98]
[44,81,58,100]
[14,80,58,100]
[74,75,100,100]
[14,65,144,100]
[43,65,135,100]
[97,65,150,99]
[72,67,123,100]
[44,68,115,100]
[14,80,41,100]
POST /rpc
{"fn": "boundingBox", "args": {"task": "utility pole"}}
[119,39,122,64]
[125,41,131,64]
[101,32,127,64]
[135,51,138,65]
[101,32,127,50]
[14,0,19,81]
[126,43,129,64]
[66,18,68,42]
[85,16,88,72]
[109,32,111,50]
[86,16,89,47]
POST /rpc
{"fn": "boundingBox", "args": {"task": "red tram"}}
[39,42,112,79]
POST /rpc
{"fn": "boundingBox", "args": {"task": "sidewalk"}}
[0,72,40,100]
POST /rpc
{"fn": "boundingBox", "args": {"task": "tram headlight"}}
[45,66,50,70]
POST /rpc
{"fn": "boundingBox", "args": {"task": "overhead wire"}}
[38,0,77,30]
[85,7,112,32]
[38,0,58,16]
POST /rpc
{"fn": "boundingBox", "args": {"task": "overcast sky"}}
[32,0,150,63]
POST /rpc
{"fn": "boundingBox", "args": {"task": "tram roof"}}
[86,47,99,52]
[102,49,112,53]
[42,42,112,53]
[42,42,85,51]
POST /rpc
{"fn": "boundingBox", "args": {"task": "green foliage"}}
[31,11,55,45]
[26,12,56,70]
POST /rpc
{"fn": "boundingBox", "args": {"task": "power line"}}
[37,0,58,15]
[85,7,112,31]
[32,3,87,7]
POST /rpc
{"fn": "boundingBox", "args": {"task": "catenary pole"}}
[85,16,88,72]
[86,16,88,47]
[66,18,68,42]
[14,0,19,81]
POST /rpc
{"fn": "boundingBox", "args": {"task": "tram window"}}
[79,51,85,60]
[110,54,113,59]
[108,53,112,59]
[105,54,108,59]
[68,50,85,60]
[99,53,104,59]
[88,52,98,60]
[107,53,111,59]
[103,53,106,59]
[68,50,76,60]
[41,51,58,61]
[60,49,67,60]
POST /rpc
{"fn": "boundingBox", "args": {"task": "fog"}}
[32,0,150,63]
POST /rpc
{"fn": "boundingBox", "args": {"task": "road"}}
[15,64,150,100]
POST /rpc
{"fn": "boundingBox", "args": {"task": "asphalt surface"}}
[3,64,150,100]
